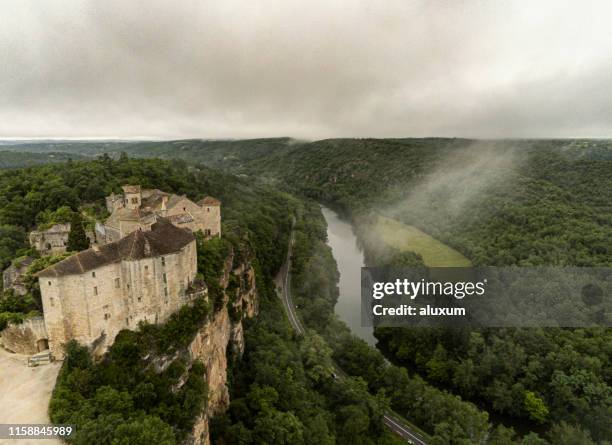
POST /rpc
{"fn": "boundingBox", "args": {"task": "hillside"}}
[0,151,88,169]
[3,139,611,442]
[0,158,416,445]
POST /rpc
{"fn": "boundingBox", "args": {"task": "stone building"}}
[29,223,71,255]
[29,223,96,255]
[2,256,34,296]
[102,185,221,243]
[37,218,202,358]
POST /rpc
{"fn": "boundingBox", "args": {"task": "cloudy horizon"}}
[1,1,612,140]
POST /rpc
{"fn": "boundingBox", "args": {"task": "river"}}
[322,206,538,435]
[321,206,377,345]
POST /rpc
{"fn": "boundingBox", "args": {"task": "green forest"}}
[1,138,611,443]
[0,156,410,444]
[228,138,612,443]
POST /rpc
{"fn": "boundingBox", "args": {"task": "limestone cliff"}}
[186,255,258,445]
[0,316,49,355]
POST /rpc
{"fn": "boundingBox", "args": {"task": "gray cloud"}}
[1,0,611,139]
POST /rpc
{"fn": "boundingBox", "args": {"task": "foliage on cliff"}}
[50,340,206,444]
[211,252,403,445]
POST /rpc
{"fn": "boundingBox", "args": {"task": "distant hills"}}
[0,151,88,169]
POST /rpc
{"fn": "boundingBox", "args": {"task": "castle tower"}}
[122,185,142,210]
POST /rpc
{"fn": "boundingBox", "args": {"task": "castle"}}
[101,185,220,243]
[2,185,222,359]
[37,218,203,358]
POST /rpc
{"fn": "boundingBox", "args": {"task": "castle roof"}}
[168,213,194,224]
[37,218,194,278]
[198,196,221,206]
[104,207,153,229]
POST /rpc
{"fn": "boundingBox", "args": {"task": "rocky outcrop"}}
[2,256,34,296]
[186,257,258,445]
[0,316,49,355]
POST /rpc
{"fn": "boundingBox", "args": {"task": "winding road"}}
[276,227,428,445]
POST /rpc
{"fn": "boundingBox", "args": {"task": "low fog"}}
[1,0,612,139]
[371,142,526,248]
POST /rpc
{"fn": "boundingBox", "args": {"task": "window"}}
[104,313,110,320]
[207,207,210,212]
[164,287,168,296]
[144,265,148,271]
[48,281,51,286]
[131,197,138,204]
[92,271,96,278]
[137,297,141,302]
[93,286,98,296]
[161,257,165,266]
[163,273,167,283]
[50,297,54,307]
[115,278,120,288]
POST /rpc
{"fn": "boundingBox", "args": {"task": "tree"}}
[253,409,304,445]
[0,225,26,269]
[111,415,175,445]
[547,422,596,445]
[67,212,90,252]
[524,391,549,423]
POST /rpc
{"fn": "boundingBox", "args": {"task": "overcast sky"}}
[1,0,611,140]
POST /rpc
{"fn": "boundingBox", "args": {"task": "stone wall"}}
[165,198,221,238]
[200,204,221,238]
[29,225,96,255]
[29,225,70,255]
[0,317,49,355]
[40,240,198,358]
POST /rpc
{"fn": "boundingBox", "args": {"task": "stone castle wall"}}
[29,228,70,255]
[200,204,221,237]
[40,240,198,358]
[30,225,97,255]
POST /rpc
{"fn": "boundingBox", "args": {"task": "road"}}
[275,227,428,445]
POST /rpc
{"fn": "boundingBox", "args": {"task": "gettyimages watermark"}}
[361,267,611,328]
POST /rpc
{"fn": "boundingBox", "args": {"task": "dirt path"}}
[0,348,62,445]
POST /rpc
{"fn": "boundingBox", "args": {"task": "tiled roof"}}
[168,213,194,224]
[105,207,153,228]
[37,218,194,278]
[140,189,169,210]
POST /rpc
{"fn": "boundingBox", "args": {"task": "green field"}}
[375,215,471,267]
